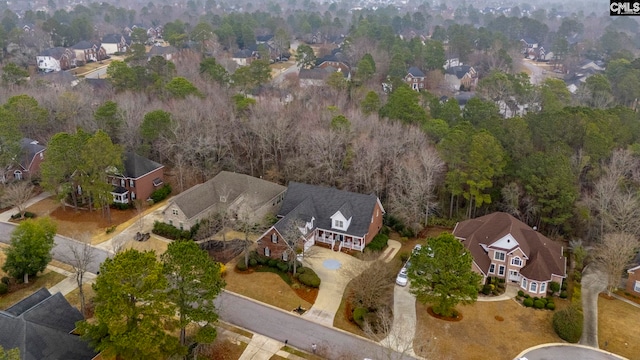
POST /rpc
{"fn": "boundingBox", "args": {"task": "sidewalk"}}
[0,191,52,222]
[477,283,519,302]
[611,293,640,309]
[46,264,97,296]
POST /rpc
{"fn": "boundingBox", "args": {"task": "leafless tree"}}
[279,218,306,275]
[110,233,128,255]
[342,255,396,311]
[64,233,95,317]
[2,181,34,219]
[593,232,639,296]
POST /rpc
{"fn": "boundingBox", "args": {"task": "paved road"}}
[518,344,626,360]
[215,291,417,360]
[0,222,111,274]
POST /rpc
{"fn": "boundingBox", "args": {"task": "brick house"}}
[444,65,478,91]
[4,138,46,183]
[257,182,385,260]
[109,152,164,204]
[404,66,427,91]
[162,171,286,231]
[626,264,640,295]
[453,212,566,297]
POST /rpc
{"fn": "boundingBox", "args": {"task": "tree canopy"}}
[2,217,57,283]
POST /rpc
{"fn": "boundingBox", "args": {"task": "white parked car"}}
[396,268,408,286]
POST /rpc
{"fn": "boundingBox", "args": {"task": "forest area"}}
[0,0,638,248]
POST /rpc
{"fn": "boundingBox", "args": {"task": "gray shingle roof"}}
[0,288,97,360]
[18,138,45,171]
[445,65,472,79]
[170,171,286,220]
[274,182,379,238]
[407,66,425,77]
[121,152,163,179]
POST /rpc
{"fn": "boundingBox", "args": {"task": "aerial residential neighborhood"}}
[0,0,639,359]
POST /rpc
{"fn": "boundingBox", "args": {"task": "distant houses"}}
[404,66,426,91]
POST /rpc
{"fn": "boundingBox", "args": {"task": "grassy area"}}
[65,283,95,312]
[333,289,366,337]
[0,271,66,309]
[598,296,640,358]
[224,265,312,312]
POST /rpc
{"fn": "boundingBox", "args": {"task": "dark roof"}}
[233,49,254,58]
[71,40,99,50]
[445,65,472,79]
[521,37,537,45]
[453,212,566,281]
[18,138,45,170]
[0,288,97,360]
[454,92,476,106]
[256,34,273,42]
[315,51,349,67]
[170,171,286,219]
[407,66,425,77]
[38,47,68,58]
[83,78,112,91]
[299,68,331,80]
[33,71,78,85]
[121,152,163,179]
[273,182,381,238]
[147,45,177,56]
[102,33,123,43]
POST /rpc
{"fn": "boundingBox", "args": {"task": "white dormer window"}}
[335,220,343,228]
[511,257,522,266]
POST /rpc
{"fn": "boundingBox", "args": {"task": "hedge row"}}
[152,220,191,240]
[366,233,389,252]
[150,184,172,203]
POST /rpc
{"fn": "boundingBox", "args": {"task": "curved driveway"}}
[516,343,627,360]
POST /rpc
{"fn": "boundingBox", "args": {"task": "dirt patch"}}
[199,336,247,360]
[206,239,250,264]
[24,198,138,239]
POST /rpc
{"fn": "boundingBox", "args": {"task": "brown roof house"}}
[453,212,566,297]
[0,288,97,360]
[257,182,385,260]
[163,171,286,231]
[109,152,164,205]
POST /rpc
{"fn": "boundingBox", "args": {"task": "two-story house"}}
[256,182,385,259]
[444,65,478,91]
[163,171,286,231]
[37,47,77,72]
[404,66,427,91]
[101,33,128,55]
[453,212,566,297]
[109,152,164,204]
[71,41,107,65]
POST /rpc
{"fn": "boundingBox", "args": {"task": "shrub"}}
[427,216,458,227]
[560,290,568,299]
[353,307,368,328]
[105,225,117,234]
[553,306,583,343]
[298,273,321,288]
[268,259,278,268]
[249,258,257,267]
[518,290,525,297]
[399,251,410,262]
[533,300,545,309]
[111,202,131,210]
[379,225,390,236]
[524,294,530,298]
[236,262,247,271]
[150,184,172,203]
[277,261,289,272]
[561,280,568,290]
[571,283,581,308]
[539,297,548,305]
[152,221,191,240]
[546,302,556,310]
[11,211,36,219]
[549,281,561,294]
[523,298,534,307]
[366,233,389,252]
[1,276,10,285]
[573,270,582,283]
[399,227,415,238]
[0,282,7,295]
[482,284,492,295]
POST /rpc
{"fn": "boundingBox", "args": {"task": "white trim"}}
[628,265,640,273]
[634,280,640,292]
[511,256,523,267]
[494,251,506,261]
[530,282,538,293]
[540,282,547,294]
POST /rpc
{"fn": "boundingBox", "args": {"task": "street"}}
[0,222,111,274]
[215,291,416,360]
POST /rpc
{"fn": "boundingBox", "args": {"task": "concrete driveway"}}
[515,343,627,360]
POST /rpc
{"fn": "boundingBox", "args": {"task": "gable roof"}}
[120,152,163,179]
[18,138,45,170]
[170,171,286,219]
[453,212,566,281]
[71,40,100,50]
[38,47,70,58]
[407,66,425,78]
[102,33,123,43]
[273,182,382,238]
[0,288,97,360]
[445,65,472,79]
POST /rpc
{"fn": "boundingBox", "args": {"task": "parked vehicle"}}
[396,268,408,286]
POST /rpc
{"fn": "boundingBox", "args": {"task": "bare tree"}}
[342,255,396,311]
[64,233,95,317]
[593,232,639,296]
[2,182,34,219]
[110,233,128,255]
[279,218,306,275]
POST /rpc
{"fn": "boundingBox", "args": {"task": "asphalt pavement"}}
[515,343,626,360]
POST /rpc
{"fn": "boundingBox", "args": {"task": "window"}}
[494,251,505,261]
[39,152,43,159]
[169,220,173,226]
[271,233,278,243]
[511,257,522,266]
[179,222,183,230]
[334,220,343,228]
[264,247,271,257]
[282,252,288,261]
[172,209,178,216]
[120,179,125,187]
[498,265,505,276]
[530,282,537,293]
[522,278,528,289]
[634,280,640,292]
[13,170,22,180]
[129,179,135,188]
[540,282,547,294]
[489,264,495,274]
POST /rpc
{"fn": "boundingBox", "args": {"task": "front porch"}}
[314,229,364,252]
[111,186,129,204]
